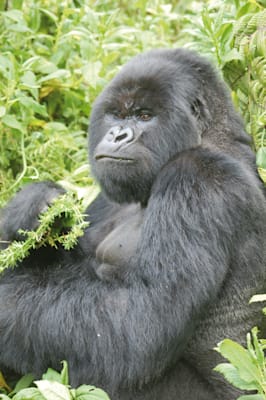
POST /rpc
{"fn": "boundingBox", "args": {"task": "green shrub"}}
[0,361,110,399]
[183,0,266,182]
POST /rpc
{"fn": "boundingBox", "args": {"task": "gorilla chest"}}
[93,205,143,281]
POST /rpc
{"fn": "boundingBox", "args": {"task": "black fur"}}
[0,48,266,400]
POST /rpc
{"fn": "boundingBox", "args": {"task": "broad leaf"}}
[216,340,261,384]
[13,388,45,400]
[35,380,71,400]
[214,363,258,391]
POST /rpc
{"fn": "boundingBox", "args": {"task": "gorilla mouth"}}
[95,154,134,162]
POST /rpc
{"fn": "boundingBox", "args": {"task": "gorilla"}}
[0,48,266,400]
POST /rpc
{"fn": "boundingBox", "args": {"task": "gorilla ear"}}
[191,98,204,119]
[190,97,210,133]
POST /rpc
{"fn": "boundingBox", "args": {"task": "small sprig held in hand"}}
[0,192,89,273]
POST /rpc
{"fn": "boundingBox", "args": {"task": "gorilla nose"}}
[107,127,134,144]
[94,126,135,159]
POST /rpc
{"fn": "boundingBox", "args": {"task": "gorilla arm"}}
[0,148,252,391]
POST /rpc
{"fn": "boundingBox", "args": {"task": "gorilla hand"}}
[0,181,65,245]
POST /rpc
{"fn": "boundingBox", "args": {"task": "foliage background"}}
[0,0,265,209]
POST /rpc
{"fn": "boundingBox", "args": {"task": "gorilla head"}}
[89,48,243,205]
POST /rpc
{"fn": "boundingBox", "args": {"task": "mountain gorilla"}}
[0,48,266,400]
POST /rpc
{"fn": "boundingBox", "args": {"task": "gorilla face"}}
[89,50,209,204]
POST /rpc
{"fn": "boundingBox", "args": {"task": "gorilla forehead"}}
[110,54,182,96]
[98,61,191,117]
[100,48,218,113]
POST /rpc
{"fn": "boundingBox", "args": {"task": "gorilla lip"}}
[95,154,134,162]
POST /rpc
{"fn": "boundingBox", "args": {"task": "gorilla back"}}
[0,48,266,400]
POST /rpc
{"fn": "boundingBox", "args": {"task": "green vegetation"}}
[0,361,110,400]
[0,0,265,399]
[215,327,266,399]
[184,0,266,181]
[0,191,91,273]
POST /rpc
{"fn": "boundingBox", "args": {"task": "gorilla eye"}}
[114,112,124,120]
[138,110,152,122]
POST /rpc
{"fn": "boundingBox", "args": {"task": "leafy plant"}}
[215,295,266,399]
[0,361,110,400]
[0,189,97,273]
[215,328,266,400]
[183,0,266,182]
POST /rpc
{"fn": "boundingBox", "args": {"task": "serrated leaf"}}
[35,380,71,400]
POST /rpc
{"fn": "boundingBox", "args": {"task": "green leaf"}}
[39,8,58,23]
[216,339,261,384]
[12,388,45,400]
[214,363,258,391]
[222,49,244,65]
[256,148,266,169]
[201,8,213,33]
[41,369,62,384]
[12,374,35,394]
[35,380,71,400]
[38,70,70,83]
[74,385,110,400]
[82,62,102,89]
[18,96,48,117]
[0,106,6,118]
[60,361,69,386]
[2,115,24,131]
[3,10,24,23]
[21,71,40,89]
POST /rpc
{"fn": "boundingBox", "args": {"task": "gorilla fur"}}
[0,48,266,400]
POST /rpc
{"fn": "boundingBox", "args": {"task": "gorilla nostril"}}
[115,133,128,143]
[113,127,134,143]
